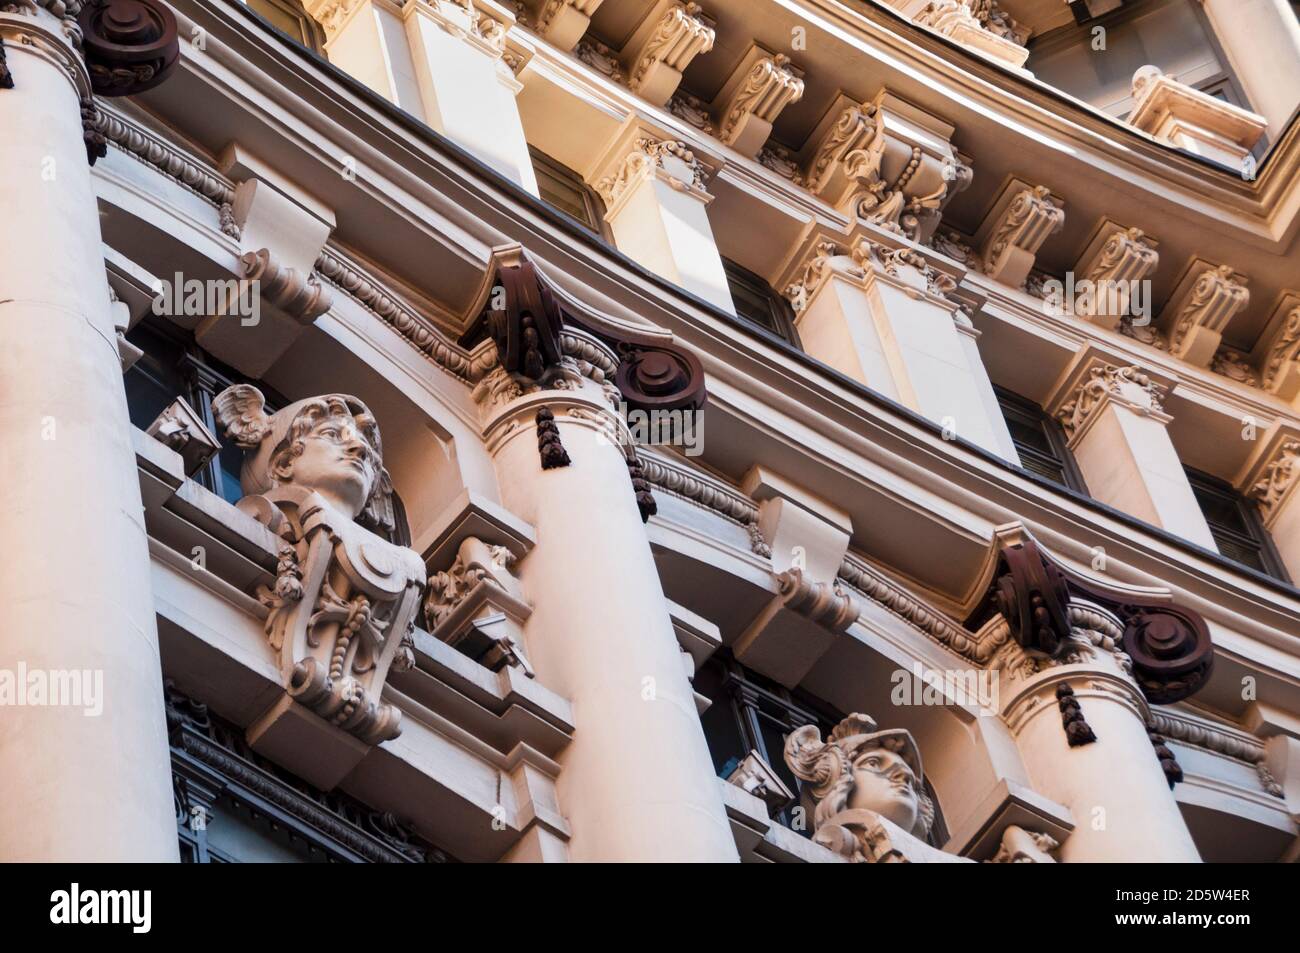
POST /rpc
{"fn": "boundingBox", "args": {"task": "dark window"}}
[722,258,801,345]
[246,0,326,50]
[168,685,452,863]
[995,386,1088,494]
[124,319,267,506]
[529,146,611,240]
[694,653,948,846]
[1185,468,1290,580]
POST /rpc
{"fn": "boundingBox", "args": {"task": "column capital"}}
[781,239,864,313]
[0,6,92,99]
[1247,435,1300,525]
[594,134,714,212]
[1260,292,1300,399]
[1054,360,1171,444]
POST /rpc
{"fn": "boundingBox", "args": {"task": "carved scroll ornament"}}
[970,536,1214,704]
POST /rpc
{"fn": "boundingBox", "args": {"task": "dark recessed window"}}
[694,653,948,846]
[722,258,801,345]
[1185,468,1290,580]
[247,0,326,50]
[528,146,611,240]
[995,386,1088,494]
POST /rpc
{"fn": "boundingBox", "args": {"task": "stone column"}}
[1199,0,1300,143]
[403,0,538,193]
[0,7,178,860]
[1051,360,1217,550]
[593,131,735,314]
[784,238,1020,462]
[481,375,737,861]
[1001,657,1201,862]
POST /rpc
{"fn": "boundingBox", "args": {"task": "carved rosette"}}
[615,340,705,415]
[79,0,180,96]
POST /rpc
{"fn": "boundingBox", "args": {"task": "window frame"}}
[994,386,1089,495]
[528,145,613,242]
[721,257,802,346]
[1184,467,1290,581]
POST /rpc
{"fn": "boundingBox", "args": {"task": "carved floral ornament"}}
[1056,362,1168,442]
[211,385,425,747]
[1251,440,1300,523]
[595,136,712,210]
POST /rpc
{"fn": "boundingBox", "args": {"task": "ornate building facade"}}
[1,0,1299,863]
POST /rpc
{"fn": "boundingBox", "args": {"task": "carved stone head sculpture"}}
[212,383,395,534]
[210,384,423,767]
[785,713,934,840]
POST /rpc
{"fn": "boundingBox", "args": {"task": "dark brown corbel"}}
[986,538,1072,656]
[969,534,1214,705]
[482,261,565,381]
[79,0,181,97]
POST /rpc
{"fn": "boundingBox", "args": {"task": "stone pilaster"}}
[592,127,733,312]
[1198,0,1300,143]
[399,0,538,192]
[1127,66,1267,170]
[0,3,178,861]
[1049,356,1217,550]
[782,235,1019,462]
[1243,430,1300,582]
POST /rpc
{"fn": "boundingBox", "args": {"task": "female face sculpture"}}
[272,409,380,521]
[212,384,395,532]
[846,746,921,833]
[785,713,933,839]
